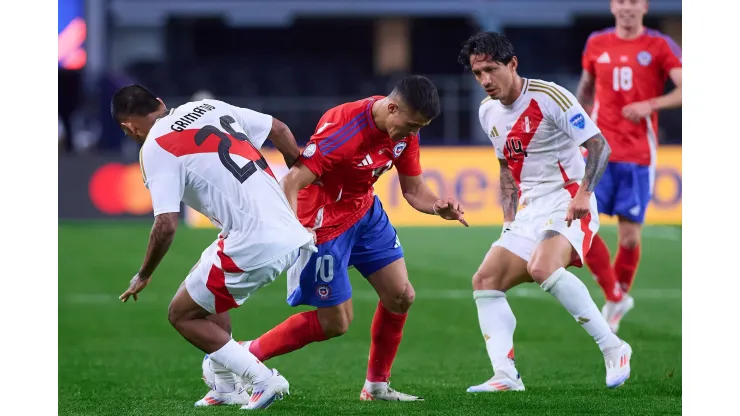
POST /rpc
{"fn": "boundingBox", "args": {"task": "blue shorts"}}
[594,161,652,224]
[286,196,404,308]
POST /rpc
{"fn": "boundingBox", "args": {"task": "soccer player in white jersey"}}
[111,85,316,410]
[457,32,633,392]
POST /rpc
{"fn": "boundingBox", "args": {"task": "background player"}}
[577,0,682,333]
[111,85,316,410]
[236,75,468,401]
[458,32,632,392]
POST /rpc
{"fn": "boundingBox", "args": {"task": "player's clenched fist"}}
[565,191,591,227]
[433,198,469,227]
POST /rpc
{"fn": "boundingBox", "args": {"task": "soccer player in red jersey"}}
[241,75,468,401]
[577,0,682,333]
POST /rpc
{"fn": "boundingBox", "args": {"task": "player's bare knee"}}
[402,284,416,311]
[618,220,642,248]
[527,261,558,284]
[384,282,415,313]
[472,270,507,291]
[619,232,641,249]
[167,302,183,330]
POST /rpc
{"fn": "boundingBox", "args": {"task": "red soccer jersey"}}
[582,28,682,166]
[296,96,422,244]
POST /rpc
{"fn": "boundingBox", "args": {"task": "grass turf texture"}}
[59,223,681,415]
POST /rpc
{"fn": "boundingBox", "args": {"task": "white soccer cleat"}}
[201,354,216,389]
[240,369,290,410]
[359,380,424,401]
[466,369,525,393]
[194,384,250,407]
[602,294,635,333]
[237,341,255,392]
[202,353,254,394]
[604,341,632,388]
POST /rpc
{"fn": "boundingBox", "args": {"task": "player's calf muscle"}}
[206,313,232,334]
[317,301,354,338]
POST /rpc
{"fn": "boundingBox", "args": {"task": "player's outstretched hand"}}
[120,273,151,303]
[621,101,653,123]
[565,192,591,227]
[433,198,469,227]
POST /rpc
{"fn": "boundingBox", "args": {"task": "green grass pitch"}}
[59,223,681,415]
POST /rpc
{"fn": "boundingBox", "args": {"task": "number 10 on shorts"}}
[316,255,334,283]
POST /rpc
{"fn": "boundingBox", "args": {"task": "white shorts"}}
[493,188,600,267]
[185,238,300,314]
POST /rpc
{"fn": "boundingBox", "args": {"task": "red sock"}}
[615,244,641,293]
[585,233,623,302]
[248,310,328,362]
[367,301,408,383]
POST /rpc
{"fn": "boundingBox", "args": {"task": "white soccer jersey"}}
[140,99,313,271]
[479,78,601,202]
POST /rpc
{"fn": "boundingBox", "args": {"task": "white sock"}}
[210,358,238,393]
[474,290,518,378]
[540,268,621,352]
[209,339,273,385]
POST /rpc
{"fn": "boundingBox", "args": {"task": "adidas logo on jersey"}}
[596,52,611,64]
[316,122,333,134]
[358,154,374,167]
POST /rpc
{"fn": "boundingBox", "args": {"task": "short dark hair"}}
[110,84,161,122]
[458,32,515,69]
[390,75,440,120]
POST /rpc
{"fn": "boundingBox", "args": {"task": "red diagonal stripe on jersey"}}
[156,128,260,159]
[505,100,543,186]
[156,128,275,178]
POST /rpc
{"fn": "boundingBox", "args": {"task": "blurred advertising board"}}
[59,146,681,225]
[59,156,153,220]
[185,146,682,227]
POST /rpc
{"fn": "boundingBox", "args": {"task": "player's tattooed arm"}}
[581,133,611,193]
[267,118,301,168]
[576,70,595,114]
[498,158,518,222]
[138,212,179,279]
